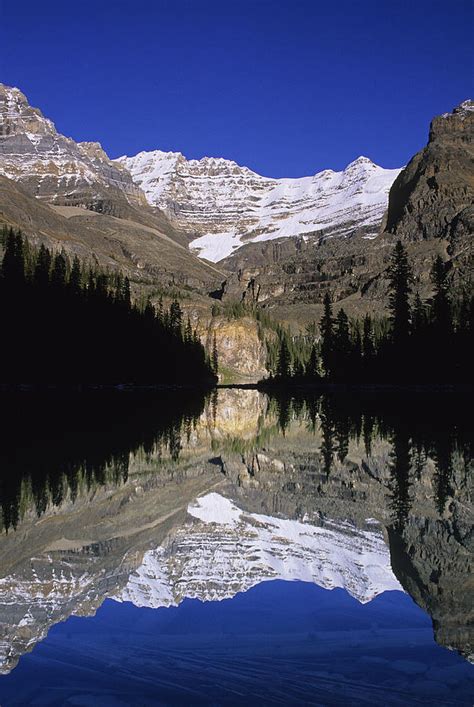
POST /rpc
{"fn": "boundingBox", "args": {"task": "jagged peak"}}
[441,99,474,119]
[117,149,184,162]
[120,148,391,184]
[0,83,27,99]
[0,83,55,135]
[344,155,377,171]
[454,99,474,115]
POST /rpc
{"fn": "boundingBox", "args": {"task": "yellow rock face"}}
[203,316,268,383]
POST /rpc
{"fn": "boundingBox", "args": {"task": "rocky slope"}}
[0,84,225,292]
[0,85,269,379]
[0,174,223,291]
[1,86,471,311]
[213,100,473,323]
[384,98,474,290]
[386,100,474,242]
[0,84,471,356]
[0,84,145,216]
[118,150,401,262]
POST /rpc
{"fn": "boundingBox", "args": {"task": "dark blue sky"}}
[0,0,472,177]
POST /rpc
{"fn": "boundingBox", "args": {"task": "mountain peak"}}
[454,99,474,116]
[344,156,376,171]
[119,147,401,262]
[0,82,55,137]
[0,83,402,265]
[0,83,145,211]
[430,98,474,144]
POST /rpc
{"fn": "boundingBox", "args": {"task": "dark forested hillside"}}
[263,241,473,385]
[0,228,216,386]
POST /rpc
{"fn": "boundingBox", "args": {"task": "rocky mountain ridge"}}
[215,100,473,323]
[0,83,471,350]
[0,84,225,294]
[118,150,401,263]
[0,84,145,215]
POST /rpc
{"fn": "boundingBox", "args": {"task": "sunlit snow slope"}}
[118,493,401,608]
[118,151,402,262]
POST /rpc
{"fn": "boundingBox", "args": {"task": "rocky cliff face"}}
[0,84,145,215]
[0,173,224,293]
[382,98,474,292]
[202,315,268,382]
[386,100,474,243]
[0,84,226,293]
[118,150,401,262]
[213,101,473,322]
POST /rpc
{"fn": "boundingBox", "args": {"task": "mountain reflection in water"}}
[0,389,472,705]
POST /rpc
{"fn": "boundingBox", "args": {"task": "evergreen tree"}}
[0,224,8,246]
[362,314,375,359]
[184,317,193,345]
[123,277,131,309]
[320,292,334,377]
[51,251,68,289]
[156,295,164,323]
[69,256,82,296]
[0,228,215,385]
[87,270,96,300]
[333,308,351,379]
[412,291,427,333]
[169,299,183,334]
[334,309,351,352]
[305,343,319,379]
[276,338,291,378]
[114,275,131,309]
[212,332,219,375]
[430,255,451,333]
[387,240,412,342]
[293,358,304,378]
[351,324,362,378]
[2,228,25,285]
[33,244,52,289]
[94,273,109,301]
[144,299,155,323]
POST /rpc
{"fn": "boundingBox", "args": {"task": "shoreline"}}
[0,381,471,394]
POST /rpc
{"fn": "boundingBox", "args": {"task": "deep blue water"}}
[1,580,473,706]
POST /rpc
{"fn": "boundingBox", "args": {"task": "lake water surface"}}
[0,389,472,705]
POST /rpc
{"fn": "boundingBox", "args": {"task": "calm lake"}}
[0,389,472,705]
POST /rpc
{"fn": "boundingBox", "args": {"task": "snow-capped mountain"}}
[0,82,401,264]
[0,492,399,674]
[118,493,401,608]
[0,84,145,212]
[117,150,402,262]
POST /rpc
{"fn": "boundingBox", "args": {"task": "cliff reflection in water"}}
[0,389,472,678]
